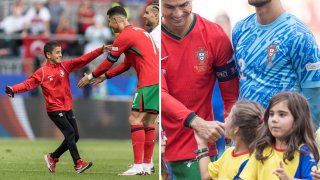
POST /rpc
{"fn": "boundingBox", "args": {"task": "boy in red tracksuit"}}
[5,41,108,173]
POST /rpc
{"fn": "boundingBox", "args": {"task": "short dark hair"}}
[150,2,159,11]
[43,41,60,59]
[107,6,127,18]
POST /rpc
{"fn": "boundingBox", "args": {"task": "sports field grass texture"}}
[0,138,159,180]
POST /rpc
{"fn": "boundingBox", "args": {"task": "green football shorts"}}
[168,156,217,180]
[132,84,159,113]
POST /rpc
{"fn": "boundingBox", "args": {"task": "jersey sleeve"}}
[232,20,243,69]
[106,57,131,79]
[302,88,320,128]
[294,145,318,179]
[212,29,239,118]
[12,68,43,93]
[93,31,133,77]
[92,58,115,77]
[62,47,102,72]
[239,154,257,180]
[161,73,195,126]
[108,31,133,62]
[208,149,229,179]
[291,31,320,88]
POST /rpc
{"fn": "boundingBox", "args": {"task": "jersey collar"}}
[161,13,197,40]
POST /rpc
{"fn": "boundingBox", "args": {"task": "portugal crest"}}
[267,44,277,62]
[195,47,208,64]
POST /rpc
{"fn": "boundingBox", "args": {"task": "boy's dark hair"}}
[43,41,61,59]
[107,6,127,18]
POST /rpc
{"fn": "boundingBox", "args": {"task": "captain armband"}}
[214,58,238,82]
[107,52,120,63]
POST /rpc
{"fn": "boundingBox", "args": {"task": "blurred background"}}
[0,0,156,140]
[193,0,320,44]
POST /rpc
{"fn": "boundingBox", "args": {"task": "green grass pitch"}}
[0,138,159,180]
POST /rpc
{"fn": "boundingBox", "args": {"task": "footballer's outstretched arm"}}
[106,57,131,79]
[162,74,224,142]
[91,58,131,86]
[77,55,117,88]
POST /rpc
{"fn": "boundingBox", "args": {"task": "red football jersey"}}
[93,25,159,88]
[13,48,103,112]
[161,14,239,161]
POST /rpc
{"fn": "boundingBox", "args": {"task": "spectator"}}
[45,0,64,34]
[55,16,78,56]
[77,0,95,35]
[0,4,27,56]
[84,14,113,55]
[24,0,51,36]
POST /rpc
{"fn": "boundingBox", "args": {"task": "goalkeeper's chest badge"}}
[194,47,209,72]
[267,44,277,62]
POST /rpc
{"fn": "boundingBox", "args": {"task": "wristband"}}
[87,73,93,80]
[194,147,209,154]
[197,153,209,161]
[184,112,197,128]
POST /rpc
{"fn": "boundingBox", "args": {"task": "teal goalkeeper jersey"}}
[232,12,320,107]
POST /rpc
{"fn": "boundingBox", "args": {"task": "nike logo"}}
[161,56,168,61]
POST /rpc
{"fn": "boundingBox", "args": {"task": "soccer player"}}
[77,6,159,176]
[143,1,160,172]
[232,0,320,128]
[5,41,109,173]
[143,2,160,48]
[161,0,239,179]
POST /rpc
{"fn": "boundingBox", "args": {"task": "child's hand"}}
[194,130,208,148]
[273,161,291,180]
[5,85,14,98]
[311,170,320,180]
[77,73,91,88]
[161,130,167,154]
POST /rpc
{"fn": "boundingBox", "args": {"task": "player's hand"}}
[91,74,106,86]
[191,116,224,143]
[77,73,90,88]
[273,161,290,180]
[101,44,112,53]
[5,85,14,98]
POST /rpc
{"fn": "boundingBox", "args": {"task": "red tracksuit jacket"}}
[12,48,103,112]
